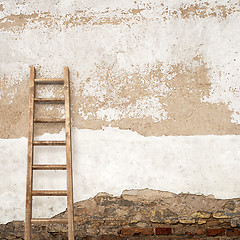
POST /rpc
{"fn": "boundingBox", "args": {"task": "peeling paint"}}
[0,0,240,138]
[1,1,240,226]
[0,2,240,32]
[0,4,4,12]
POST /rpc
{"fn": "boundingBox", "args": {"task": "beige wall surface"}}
[0,0,239,138]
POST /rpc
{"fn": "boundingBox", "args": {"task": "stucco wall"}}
[1,0,240,137]
[0,0,240,224]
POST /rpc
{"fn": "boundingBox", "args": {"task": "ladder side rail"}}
[25,66,35,240]
[64,67,75,239]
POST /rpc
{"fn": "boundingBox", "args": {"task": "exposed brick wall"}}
[120,227,240,238]
[1,221,240,239]
[1,190,240,239]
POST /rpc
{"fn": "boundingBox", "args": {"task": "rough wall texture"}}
[0,0,240,138]
[1,189,240,239]
[0,0,240,229]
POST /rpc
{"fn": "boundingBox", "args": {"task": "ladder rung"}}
[34,98,65,103]
[34,118,65,123]
[35,78,64,84]
[33,141,66,146]
[32,165,67,170]
[31,218,68,224]
[32,190,67,196]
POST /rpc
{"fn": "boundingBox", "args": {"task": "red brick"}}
[99,236,123,240]
[120,227,154,236]
[206,228,225,236]
[184,239,202,240]
[226,228,240,236]
[155,227,172,235]
[196,229,204,235]
[186,232,194,236]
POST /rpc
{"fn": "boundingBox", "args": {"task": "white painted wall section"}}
[0,128,240,224]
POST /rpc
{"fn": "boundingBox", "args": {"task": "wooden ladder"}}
[25,67,74,239]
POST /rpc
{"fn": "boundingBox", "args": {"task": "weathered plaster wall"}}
[0,0,240,224]
[0,0,240,137]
